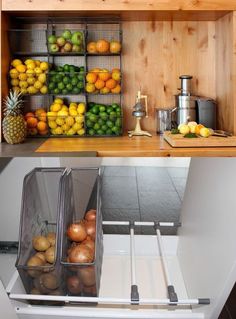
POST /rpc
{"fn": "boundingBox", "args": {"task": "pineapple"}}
[2,90,27,144]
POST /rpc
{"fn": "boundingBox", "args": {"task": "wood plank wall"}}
[122,21,216,131]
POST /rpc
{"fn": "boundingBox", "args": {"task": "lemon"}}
[24,59,34,65]
[34,67,42,75]
[66,128,76,136]
[56,117,65,126]
[62,123,70,132]
[54,127,63,135]
[77,103,85,114]
[57,110,69,117]
[27,86,38,94]
[73,123,82,131]
[35,60,41,67]
[65,116,75,127]
[20,88,28,94]
[47,111,57,121]
[69,102,77,109]
[179,124,190,135]
[11,79,19,86]
[69,108,77,116]
[40,86,48,94]
[54,98,64,105]
[51,129,56,135]
[11,59,22,68]
[38,73,46,84]
[51,103,61,112]
[26,62,36,70]
[200,127,210,138]
[75,115,84,124]
[27,77,36,85]
[61,105,69,112]
[26,69,35,77]
[77,128,85,136]
[34,81,43,89]
[48,120,57,129]
[19,81,28,89]
[85,83,95,93]
[16,64,27,73]
[40,61,49,71]
[18,73,28,81]
[12,86,20,92]
[9,69,19,79]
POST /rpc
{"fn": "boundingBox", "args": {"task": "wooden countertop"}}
[36,134,236,157]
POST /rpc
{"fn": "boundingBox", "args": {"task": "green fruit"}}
[58,82,65,90]
[109,111,117,121]
[55,74,63,82]
[62,30,72,40]
[62,89,68,95]
[66,83,73,91]
[71,77,78,86]
[98,118,105,126]
[99,106,106,112]
[78,74,84,82]
[97,129,104,135]
[48,35,57,44]
[56,66,63,72]
[112,103,120,109]
[53,88,60,94]
[88,128,95,136]
[72,87,79,94]
[63,64,70,72]
[107,120,113,128]
[69,65,76,73]
[88,102,95,108]
[71,31,83,45]
[112,126,120,135]
[101,124,107,131]
[89,114,97,122]
[106,107,113,114]
[115,118,121,127]
[63,76,70,85]
[100,112,108,120]
[80,66,85,72]
[86,120,93,128]
[48,82,55,90]
[49,43,58,52]
[93,123,100,131]
[91,106,99,114]
[77,82,84,89]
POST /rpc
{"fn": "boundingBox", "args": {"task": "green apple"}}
[50,44,59,52]
[72,44,80,52]
[62,30,72,40]
[71,32,83,45]
[48,35,57,44]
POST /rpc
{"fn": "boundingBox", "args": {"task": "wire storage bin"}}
[60,168,103,301]
[15,168,66,305]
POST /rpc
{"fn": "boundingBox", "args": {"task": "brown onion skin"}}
[67,276,81,295]
[84,220,96,241]
[67,222,87,242]
[68,244,94,263]
[82,238,95,253]
[85,209,96,222]
[83,284,97,295]
[79,266,96,286]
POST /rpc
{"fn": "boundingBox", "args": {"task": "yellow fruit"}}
[18,73,28,81]
[112,71,121,82]
[51,129,56,135]
[56,117,65,126]
[48,121,57,129]
[69,108,77,116]
[54,98,64,105]
[72,122,82,131]
[77,103,86,114]
[65,116,75,127]
[75,115,84,124]
[86,72,97,84]
[62,123,70,132]
[26,69,35,77]
[51,103,62,112]
[77,128,85,136]
[19,81,28,89]
[27,77,36,85]
[57,110,69,117]
[11,79,19,86]
[24,59,34,65]
[34,67,42,75]
[188,121,197,127]
[200,127,210,138]
[85,83,96,93]
[34,81,43,89]
[9,69,19,79]
[16,64,27,73]
[61,105,69,112]
[40,62,49,71]
[27,86,38,94]
[11,59,22,68]
[40,86,48,94]
[35,108,46,117]
[195,124,205,135]
[54,127,63,135]
[66,128,76,136]
[20,88,28,94]
[179,124,190,135]
[26,62,36,70]
[38,73,46,84]
[100,87,110,94]
[69,102,77,109]
[35,60,41,67]
[47,111,57,121]
[12,86,20,92]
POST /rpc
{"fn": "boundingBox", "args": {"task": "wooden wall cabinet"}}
[1,1,236,141]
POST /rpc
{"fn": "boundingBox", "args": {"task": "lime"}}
[80,66,85,72]
[89,114,97,122]
[50,75,57,83]
[101,124,107,131]
[93,123,100,131]
[106,107,113,114]
[98,118,105,126]
[99,105,106,112]
[88,128,95,136]
[71,77,78,86]
[112,126,120,135]
[78,74,84,82]
[106,128,112,135]
[91,106,99,115]
[55,74,63,82]
[56,66,63,72]
[112,103,119,109]
[66,83,73,91]
[115,118,121,127]
[58,82,65,90]
[86,119,93,128]
[100,112,108,120]
[72,87,80,94]
[77,82,84,89]
[48,82,55,90]
[63,64,70,72]
[86,111,92,117]
[109,111,117,121]
[62,89,68,95]
[63,76,70,85]
[53,88,60,94]
[107,120,113,128]
[69,65,75,73]
[97,129,104,135]
[88,102,95,108]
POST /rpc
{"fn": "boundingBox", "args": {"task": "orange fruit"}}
[27,117,38,128]
[98,69,111,81]
[90,68,101,75]
[37,121,47,132]
[38,111,47,122]
[96,39,110,53]
[112,71,121,82]
[87,42,97,53]
[85,83,96,93]
[25,112,35,120]
[28,128,38,136]
[195,124,205,135]
[38,129,48,136]
[110,41,121,53]
[95,79,105,90]
[86,72,97,84]
[35,108,46,117]
[105,78,117,89]
[100,87,110,94]
[112,68,120,73]
[111,84,121,94]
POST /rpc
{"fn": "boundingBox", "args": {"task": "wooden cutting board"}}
[163,131,236,148]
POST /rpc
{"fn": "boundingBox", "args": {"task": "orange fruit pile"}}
[87,39,121,54]
[85,68,121,94]
[25,108,48,136]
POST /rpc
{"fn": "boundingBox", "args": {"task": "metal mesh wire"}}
[9,30,47,54]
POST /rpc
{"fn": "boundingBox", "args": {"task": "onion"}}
[67,276,81,294]
[79,266,96,286]
[82,238,95,253]
[85,209,96,222]
[83,284,97,295]
[67,222,87,242]
[84,221,96,241]
[68,244,94,263]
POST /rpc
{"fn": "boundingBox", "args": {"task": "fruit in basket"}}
[110,40,122,53]
[2,90,27,144]
[71,31,83,45]
[48,35,57,44]
[33,236,51,252]
[86,68,121,94]
[62,29,72,40]
[11,59,22,68]
[57,36,66,47]
[49,44,59,53]
[84,221,96,241]
[96,39,110,53]
[95,79,105,90]
[82,238,95,253]
[111,84,121,94]
[98,69,111,82]
[64,42,73,52]
[105,78,117,89]
[87,42,97,53]
[45,246,55,264]
[85,209,96,221]
[87,40,121,54]
[112,69,121,82]
[86,72,97,84]
[68,244,94,263]
[67,222,87,242]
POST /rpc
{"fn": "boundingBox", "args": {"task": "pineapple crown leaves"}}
[3,90,24,117]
